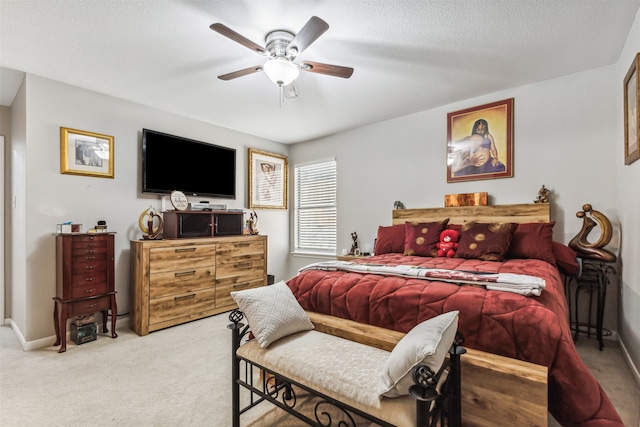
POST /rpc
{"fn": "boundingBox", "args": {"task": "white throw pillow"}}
[378,311,459,398]
[231,280,314,348]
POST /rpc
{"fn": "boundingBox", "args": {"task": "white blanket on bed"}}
[298,261,546,296]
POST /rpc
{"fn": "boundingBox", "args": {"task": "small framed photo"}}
[60,127,114,178]
[447,98,514,183]
[624,52,639,166]
[248,148,288,209]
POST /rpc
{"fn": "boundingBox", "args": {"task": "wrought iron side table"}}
[571,258,616,350]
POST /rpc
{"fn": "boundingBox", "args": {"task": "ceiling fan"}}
[210,16,354,89]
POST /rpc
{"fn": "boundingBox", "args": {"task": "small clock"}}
[170,190,189,211]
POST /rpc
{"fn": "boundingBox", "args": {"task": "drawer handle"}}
[85,250,95,254]
[174,270,196,277]
[85,256,96,260]
[174,293,196,302]
[175,248,197,253]
[234,262,251,269]
[85,277,95,281]
[85,265,96,270]
[233,283,250,289]
[85,289,96,294]
[85,304,97,309]
[235,243,250,247]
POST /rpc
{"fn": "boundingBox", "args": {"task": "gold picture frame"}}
[248,148,288,209]
[60,127,114,178]
[624,52,639,166]
[447,98,514,183]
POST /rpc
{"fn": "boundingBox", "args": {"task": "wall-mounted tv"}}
[142,128,236,200]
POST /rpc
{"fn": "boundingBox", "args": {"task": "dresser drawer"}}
[149,288,216,325]
[70,282,108,299]
[69,295,111,316]
[216,241,265,263]
[71,259,107,275]
[149,267,215,298]
[72,236,108,250]
[216,259,265,279]
[149,245,215,273]
[215,277,264,308]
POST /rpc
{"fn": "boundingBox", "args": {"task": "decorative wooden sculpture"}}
[568,204,616,262]
[248,210,259,235]
[534,185,550,204]
[138,206,164,240]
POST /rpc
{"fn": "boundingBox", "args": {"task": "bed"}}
[286,203,623,427]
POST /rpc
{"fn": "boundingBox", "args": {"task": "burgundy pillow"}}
[456,222,517,262]
[552,242,578,276]
[375,224,406,255]
[507,222,556,264]
[403,220,448,257]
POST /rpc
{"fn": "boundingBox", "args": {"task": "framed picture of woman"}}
[248,148,288,209]
[446,98,514,183]
[624,52,639,166]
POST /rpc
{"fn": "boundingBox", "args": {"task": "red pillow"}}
[456,222,517,262]
[507,222,556,265]
[403,221,448,257]
[375,224,405,255]
[552,242,578,276]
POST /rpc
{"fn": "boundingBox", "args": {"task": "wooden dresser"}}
[53,232,118,353]
[130,235,267,335]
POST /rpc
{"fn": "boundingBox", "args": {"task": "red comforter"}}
[287,254,622,427]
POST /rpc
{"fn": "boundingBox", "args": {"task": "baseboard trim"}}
[618,335,640,389]
[5,315,130,351]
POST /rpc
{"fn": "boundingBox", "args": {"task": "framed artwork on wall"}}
[446,98,514,183]
[248,148,288,209]
[60,127,114,178]
[624,52,639,166]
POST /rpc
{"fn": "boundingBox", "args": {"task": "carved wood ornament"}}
[568,204,616,262]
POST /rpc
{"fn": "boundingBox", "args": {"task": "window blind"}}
[294,159,337,254]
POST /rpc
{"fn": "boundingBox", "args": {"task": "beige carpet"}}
[1,312,638,426]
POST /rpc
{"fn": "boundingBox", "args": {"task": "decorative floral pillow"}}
[507,222,556,265]
[456,222,517,261]
[403,220,449,257]
[375,224,406,255]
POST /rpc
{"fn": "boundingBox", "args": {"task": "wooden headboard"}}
[392,203,550,225]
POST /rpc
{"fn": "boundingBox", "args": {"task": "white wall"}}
[616,6,640,377]
[288,63,627,358]
[10,74,289,345]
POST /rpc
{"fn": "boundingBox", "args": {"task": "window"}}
[294,159,337,255]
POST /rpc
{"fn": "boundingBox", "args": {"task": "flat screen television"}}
[142,129,236,199]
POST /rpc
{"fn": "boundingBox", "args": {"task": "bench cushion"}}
[237,330,419,427]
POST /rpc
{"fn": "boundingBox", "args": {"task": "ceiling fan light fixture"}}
[263,57,300,86]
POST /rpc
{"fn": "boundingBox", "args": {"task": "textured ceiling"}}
[1,0,639,143]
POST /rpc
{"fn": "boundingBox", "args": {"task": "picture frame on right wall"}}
[624,52,639,166]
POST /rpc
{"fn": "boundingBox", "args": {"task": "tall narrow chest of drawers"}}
[53,233,118,352]
[130,235,267,336]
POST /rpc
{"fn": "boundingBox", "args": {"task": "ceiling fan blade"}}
[299,61,354,79]
[210,23,267,56]
[218,65,263,81]
[286,16,329,57]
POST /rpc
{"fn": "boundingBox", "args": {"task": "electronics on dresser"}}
[142,129,236,200]
[190,202,227,211]
[163,211,243,239]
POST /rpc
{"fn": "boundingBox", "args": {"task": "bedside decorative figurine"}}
[248,210,259,235]
[534,185,551,204]
[349,232,359,255]
[568,204,616,262]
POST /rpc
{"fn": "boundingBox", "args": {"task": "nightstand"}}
[571,257,616,350]
[336,255,371,261]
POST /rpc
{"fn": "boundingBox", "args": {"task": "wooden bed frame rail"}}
[308,311,548,427]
